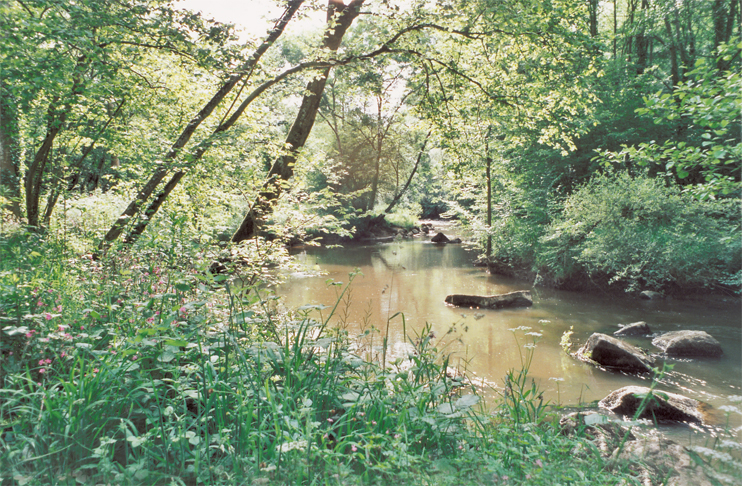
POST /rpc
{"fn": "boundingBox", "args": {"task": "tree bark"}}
[232,0,365,243]
[0,86,22,219]
[99,0,305,248]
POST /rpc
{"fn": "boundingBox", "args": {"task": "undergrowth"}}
[0,225,736,485]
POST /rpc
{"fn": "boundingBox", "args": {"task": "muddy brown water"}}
[276,226,742,444]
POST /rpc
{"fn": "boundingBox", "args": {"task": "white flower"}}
[718,405,741,414]
[549,377,565,382]
[526,332,543,338]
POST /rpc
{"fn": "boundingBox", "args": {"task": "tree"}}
[231,0,365,243]
[0,0,234,229]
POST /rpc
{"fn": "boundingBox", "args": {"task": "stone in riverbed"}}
[430,232,450,243]
[599,385,705,424]
[444,290,532,309]
[614,321,652,337]
[652,330,723,358]
[576,333,654,373]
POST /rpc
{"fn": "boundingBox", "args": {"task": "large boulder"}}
[599,386,705,424]
[652,330,723,358]
[444,290,532,309]
[576,333,654,373]
[430,232,450,243]
[614,321,652,337]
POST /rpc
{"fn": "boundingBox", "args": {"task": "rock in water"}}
[652,330,723,358]
[444,290,532,309]
[599,386,705,424]
[576,333,654,373]
[614,321,652,337]
[640,290,664,300]
[430,232,450,243]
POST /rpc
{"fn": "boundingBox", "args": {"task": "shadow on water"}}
[276,236,742,445]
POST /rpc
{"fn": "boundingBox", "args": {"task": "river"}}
[276,226,742,444]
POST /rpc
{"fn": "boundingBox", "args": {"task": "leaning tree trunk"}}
[99,0,305,249]
[232,0,365,243]
[384,130,431,214]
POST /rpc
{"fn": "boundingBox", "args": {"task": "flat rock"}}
[652,330,723,358]
[577,333,654,373]
[614,321,652,337]
[599,385,705,424]
[431,232,450,243]
[444,290,532,309]
[640,290,664,300]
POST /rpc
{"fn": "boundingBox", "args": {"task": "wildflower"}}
[525,331,542,338]
[179,306,187,313]
[93,368,99,374]
[61,352,66,357]
[56,305,62,312]
[39,368,46,374]
[37,301,44,307]
[372,420,377,425]
[80,326,84,330]
[394,434,400,439]
[536,459,543,468]
[147,317,155,324]
[327,418,334,423]
[44,359,52,365]
[39,359,45,366]
[44,313,52,321]
[351,444,357,452]
[26,330,36,338]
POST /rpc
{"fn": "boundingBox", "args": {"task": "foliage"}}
[537,171,741,292]
[597,38,742,199]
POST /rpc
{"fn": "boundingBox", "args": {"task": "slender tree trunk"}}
[713,0,740,71]
[635,0,650,75]
[99,0,305,248]
[0,87,22,219]
[485,152,492,261]
[385,130,431,214]
[232,0,365,243]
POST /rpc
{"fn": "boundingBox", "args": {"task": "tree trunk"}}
[635,0,650,75]
[232,0,365,243]
[384,130,431,214]
[99,0,305,249]
[713,0,740,71]
[0,87,22,219]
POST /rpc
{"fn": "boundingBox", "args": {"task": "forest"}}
[0,0,740,484]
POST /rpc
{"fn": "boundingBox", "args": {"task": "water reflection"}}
[277,237,742,441]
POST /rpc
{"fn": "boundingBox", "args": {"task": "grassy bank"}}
[0,229,736,485]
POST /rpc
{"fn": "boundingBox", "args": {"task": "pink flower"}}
[44,313,52,321]
[146,317,155,324]
[327,418,334,423]
[26,330,36,338]
[351,444,357,452]
[371,421,377,425]
[39,368,46,374]
[61,352,66,357]
[56,305,62,312]
[93,368,99,374]
[44,359,52,365]
[536,459,543,468]
[37,301,43,306]
[39,359,45,366]
[80,326,84,330]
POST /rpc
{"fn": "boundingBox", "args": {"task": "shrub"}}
[537,171,741,293]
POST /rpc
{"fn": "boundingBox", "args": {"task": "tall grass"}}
[2,226,733,485]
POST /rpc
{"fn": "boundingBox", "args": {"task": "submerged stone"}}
[614,321,652,337]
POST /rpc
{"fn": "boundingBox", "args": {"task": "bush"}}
[537,171,741,293]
